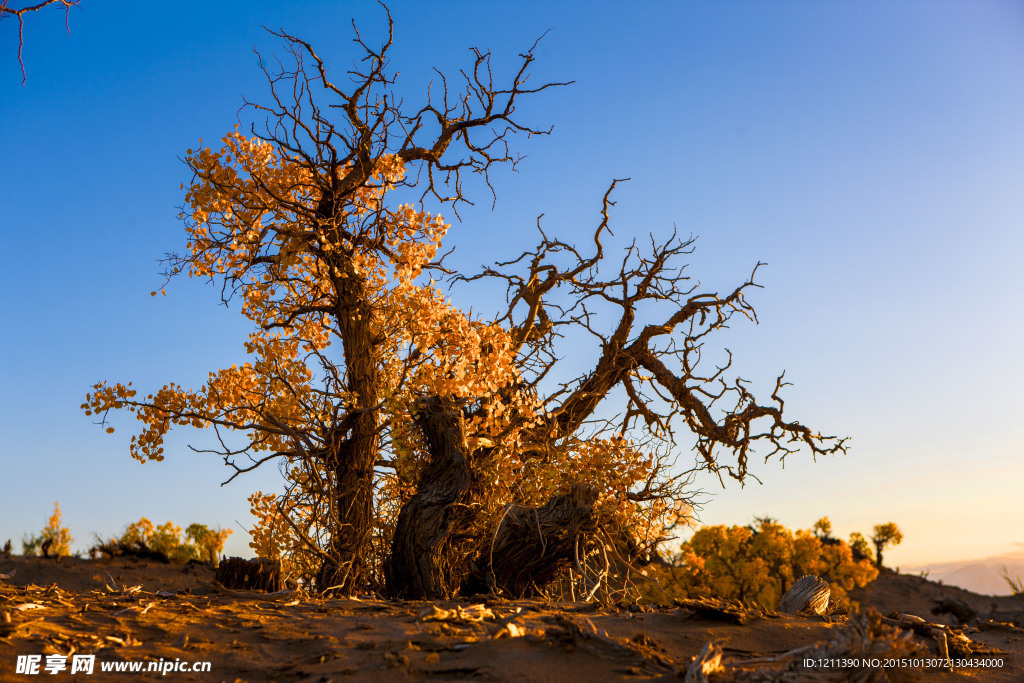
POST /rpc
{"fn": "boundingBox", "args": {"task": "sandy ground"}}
[1,556,1022,682]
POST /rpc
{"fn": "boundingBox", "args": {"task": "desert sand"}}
[2,555,1022,681]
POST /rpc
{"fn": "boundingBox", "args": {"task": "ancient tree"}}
[85,12,846,599]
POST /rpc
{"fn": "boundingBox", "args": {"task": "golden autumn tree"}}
[85,11,846,598]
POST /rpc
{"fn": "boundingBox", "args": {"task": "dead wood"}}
[976,618,1024,633]
[795,608,924,681]
[90,540,170,563]
[673,597,767,625]
[931,596,977,624]
[215,557,283,593]
[683,641,723,683]
[544,614,678,675]
[777,575,830,615]
[881,612,997,659]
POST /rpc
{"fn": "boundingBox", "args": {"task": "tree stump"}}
[215,557,283,592]
[778,575,831,615]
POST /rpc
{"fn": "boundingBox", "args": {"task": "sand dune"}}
[904,553,1024,596]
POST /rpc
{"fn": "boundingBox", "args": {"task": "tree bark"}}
[317,433,375,593]
[465,483,598,598]
[317,254,381,594]
[386,396,472,599]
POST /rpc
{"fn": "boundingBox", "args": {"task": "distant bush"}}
[185,523,233,564]
[22,502,73,558]
[91,517,231,565]
[650,517,878,611]
[848,531,873,563]
[41,502,74,557]
[871,522,904,568]
[21,533,43,557]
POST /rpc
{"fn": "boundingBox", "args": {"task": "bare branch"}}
[1,0,79,84]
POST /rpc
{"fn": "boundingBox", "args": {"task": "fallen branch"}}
[673,597,768,625]
[208,582,297,602]
[545,614,678,675]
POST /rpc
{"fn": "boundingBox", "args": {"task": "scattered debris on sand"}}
[0,556,1020,681]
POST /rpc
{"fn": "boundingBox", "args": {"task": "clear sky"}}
[2,0,1022,571]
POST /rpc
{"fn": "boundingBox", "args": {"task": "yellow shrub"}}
[655,518,878,610]
[186,523,232,565]
[41,501,73,557]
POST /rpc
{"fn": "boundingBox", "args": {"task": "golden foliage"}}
[115,517,231,564]
[870,521,904,568]
[247,490,319,580]
[656,518,878,610]
[41,501,73,557]
[848,531,873,562]
[86,135,681,584]
[186,524,233,565]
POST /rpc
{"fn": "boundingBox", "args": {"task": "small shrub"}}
[38,502,73,557]
[1001,565,1024,597]
[848,532,873,563]
[21,533,43,557]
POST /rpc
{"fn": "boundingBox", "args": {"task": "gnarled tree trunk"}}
[464,483,598,598]
[386,396,472,599]
[387,395,600,599]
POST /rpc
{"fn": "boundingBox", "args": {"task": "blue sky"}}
[2,0,1022,571]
